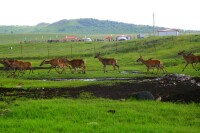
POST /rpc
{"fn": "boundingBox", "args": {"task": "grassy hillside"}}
[40,18,157,34]
[0,18,194,35]
[1,34,200,59]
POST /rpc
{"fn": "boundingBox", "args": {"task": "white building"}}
[82,38,92,42]
[116,35,132,41]
[157,29,179,36]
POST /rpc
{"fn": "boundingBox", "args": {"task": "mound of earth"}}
[0,74,200,103]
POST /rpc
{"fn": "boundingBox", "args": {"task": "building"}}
[105,36,113,41]
[63,35,80,42]
[82,38,92,42]
[157,28,179,36]
[137,34,145,38]
[116,35,132,41]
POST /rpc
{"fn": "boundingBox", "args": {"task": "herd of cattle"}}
[0,50,199,77]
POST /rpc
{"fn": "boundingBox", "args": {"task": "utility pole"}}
[153,12,155,36]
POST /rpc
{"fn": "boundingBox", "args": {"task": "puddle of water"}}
[55,78,97,82]
[41,78,134,82]
[120,70,143,74]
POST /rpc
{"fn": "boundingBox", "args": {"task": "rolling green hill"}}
[0,18,167,34]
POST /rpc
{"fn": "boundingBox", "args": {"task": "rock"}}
[155,96,162,101]
[196,83,200,87]
[119,99,126,101]
[156,74,195,87]
[128,91,155,100]
[190,80,196,84]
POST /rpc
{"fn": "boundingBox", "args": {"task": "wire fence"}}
[0,41,121,60]
[1,34,200,60]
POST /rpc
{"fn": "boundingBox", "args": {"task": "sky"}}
[0,0,200,30]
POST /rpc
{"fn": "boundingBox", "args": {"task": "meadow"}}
[0,34,200,132]
[0,99,199,133]
[0,34,200,88]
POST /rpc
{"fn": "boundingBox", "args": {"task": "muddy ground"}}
[0,74,200,103]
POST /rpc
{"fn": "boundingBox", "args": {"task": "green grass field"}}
[0,34,200,88]
[0,99,199,133]
[0,34,200,132]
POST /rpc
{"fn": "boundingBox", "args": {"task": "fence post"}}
[115,43,118,53]
[71,43,72,58]
[21,45,23,58]
[93,43,96,54]
[152,40,156,51]
[47,45,49,58]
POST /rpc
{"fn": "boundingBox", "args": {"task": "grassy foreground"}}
[0,98,199,133]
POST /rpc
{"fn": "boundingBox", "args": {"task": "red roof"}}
[105,36,113,39]
[63,35,79,41]
[65,35,77,39]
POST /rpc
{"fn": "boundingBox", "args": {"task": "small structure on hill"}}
[137,34,145,38]
[105,36,113,41]
[116,35,132,41]
[63,35,80,42]
[82,38,92,42]
[157,28,179,36]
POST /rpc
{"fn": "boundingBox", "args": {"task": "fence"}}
[0,41,121,59]
[1,34,200,60]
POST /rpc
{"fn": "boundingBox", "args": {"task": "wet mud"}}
[0,74,200,103]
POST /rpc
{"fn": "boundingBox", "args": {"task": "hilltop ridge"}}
[0,18,162,34]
